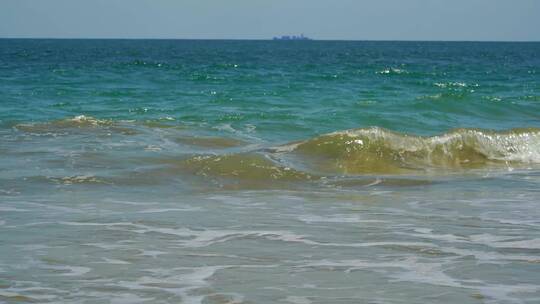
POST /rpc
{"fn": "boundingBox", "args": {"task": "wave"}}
[179,153,314,189]
[17,115,112,129]
[15,115,138,135]
[277,127,540,174]
[174,136,246,149]
[171,127,540,189]
[11,116,540,187]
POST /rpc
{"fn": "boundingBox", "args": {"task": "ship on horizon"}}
[272,34,312,40]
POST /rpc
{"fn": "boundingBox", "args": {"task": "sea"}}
[1,39,540,303]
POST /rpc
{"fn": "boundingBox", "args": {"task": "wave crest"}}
[283,127,540,174]
[15,115,137,135]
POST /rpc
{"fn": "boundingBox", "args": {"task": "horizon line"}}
[1,37,539,43]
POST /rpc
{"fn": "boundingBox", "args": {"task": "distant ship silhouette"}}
[273,34,312,40]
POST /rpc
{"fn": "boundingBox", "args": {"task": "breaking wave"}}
[11,116,540,187]
[15,115,138,135]
[277,127,540,174]
[175,127,540,188]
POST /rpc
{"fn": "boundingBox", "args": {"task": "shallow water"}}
[1,40,540,303]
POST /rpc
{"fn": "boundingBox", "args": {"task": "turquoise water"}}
[1,39,540,303]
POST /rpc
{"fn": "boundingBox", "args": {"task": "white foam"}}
[283,296,312,304]
[99,258,131,265]
[298,256,539,302]
[109,293,153,304]
[298,214,384,224]
[137,250,167,258]
[137,207,202,213]
[483,238,540,250]
[42,265,91,277]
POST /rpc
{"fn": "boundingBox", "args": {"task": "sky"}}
[1,0,539,41]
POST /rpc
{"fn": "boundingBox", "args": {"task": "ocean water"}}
[1,39,540,303]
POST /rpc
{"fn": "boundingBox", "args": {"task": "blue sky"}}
[1,0,539,41]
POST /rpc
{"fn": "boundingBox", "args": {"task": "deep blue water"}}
[2,40,539,139]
